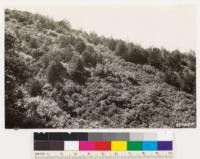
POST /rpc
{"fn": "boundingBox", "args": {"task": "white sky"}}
[7,4,197,52]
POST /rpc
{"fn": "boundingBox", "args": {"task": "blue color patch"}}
[142,141,158,151]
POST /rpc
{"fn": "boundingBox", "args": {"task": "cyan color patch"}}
[142,141,158,151]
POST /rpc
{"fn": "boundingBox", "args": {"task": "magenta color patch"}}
[79,141,96,151]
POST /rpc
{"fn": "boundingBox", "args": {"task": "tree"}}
[47,61,66,86]
[126,43,147,64]
[107,38,117,51]
[82,45,98,67]
[186,50,196,71]
[74,38,86,53]
[167,50,183,71]
[29,37,39,49]
[56,20,71,33]
[115,40,128,59]
[164,69,180,88]
[147,47,163,70]
[69,55,90,84]
[179,68,196,94]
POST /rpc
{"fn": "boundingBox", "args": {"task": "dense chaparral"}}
[5,9,196,128]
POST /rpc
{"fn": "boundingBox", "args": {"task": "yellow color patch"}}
[111,141,127,151]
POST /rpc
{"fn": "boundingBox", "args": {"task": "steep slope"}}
[5,9,196,128]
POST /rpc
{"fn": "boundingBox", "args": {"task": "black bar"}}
[34,133,49,141]
[48,132,88,141]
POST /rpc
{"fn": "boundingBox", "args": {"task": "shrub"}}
[69,55,90,84]
[82,45,98,67]
[94,64,107,78]
[143,65,156,74]
[40,45,74,68]
[126,43,147,64]
[147,47,163,70]
[56,20,71,33]
[29,37,39,49]
[179,68,196,94]
[48,30,58,37]
[11,10,28,23]
[74,38,86,53]
[31,48,45,59]
[186,51,196,71]
[36,16,56,30]
[58,35,70,48]
[5,15,10,21]
[115,40,128,59]
[166,50,183,71]
[60,45,75,62]
[62,81,80,96]
[27,78,42,97]
[107,38,117,51]
[164,69,180,88]
[87,32,101,45]
[47,61,67,86]
[5,31,16,50]
[70,55,84,72]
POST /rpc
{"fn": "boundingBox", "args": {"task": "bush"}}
[164,69,180,88]
[58,35,75,48]
[56,20,71,33]
[179,68,196,94]
[5,31,16,50]
[74,38,86,53]
[36,16,56,30]
[107,38,117,51]
[5,15,10,21]
[62,81,81,96]
[69,55,90,84]
[166,50,183,71]
[143,65,156,74]
[87,32,101,45]
[31,48,45,60]
[82,45,98,67]
[61,46,75,62]
[52,46,75,62]
[39,45,75,68]
[48,30,58,37]
[47,61,66,86]
[27,78,42,97]
[70,55,84,72]
[147,47,163,70]
[186,51,196,71]
[126,43,147,64]
[29,37,39,49]
[115,40,128,59]
[11,10,28,23]
[94,64,107,78]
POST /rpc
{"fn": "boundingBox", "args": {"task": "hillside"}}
[5,9,196,128]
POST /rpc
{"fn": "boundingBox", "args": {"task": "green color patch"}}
[127,141,142,151]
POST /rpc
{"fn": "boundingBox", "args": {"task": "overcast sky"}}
[7,4,196,52]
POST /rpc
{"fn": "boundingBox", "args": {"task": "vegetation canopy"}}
[5,9,196,128]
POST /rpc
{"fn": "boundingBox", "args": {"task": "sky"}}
[7,4,197,52]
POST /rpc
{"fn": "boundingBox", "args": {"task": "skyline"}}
[7,4,197,52]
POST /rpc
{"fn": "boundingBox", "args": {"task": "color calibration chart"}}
[34,132,173,159]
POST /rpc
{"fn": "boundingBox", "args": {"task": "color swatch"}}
[111,141,127,151]
[34,132,173,151]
